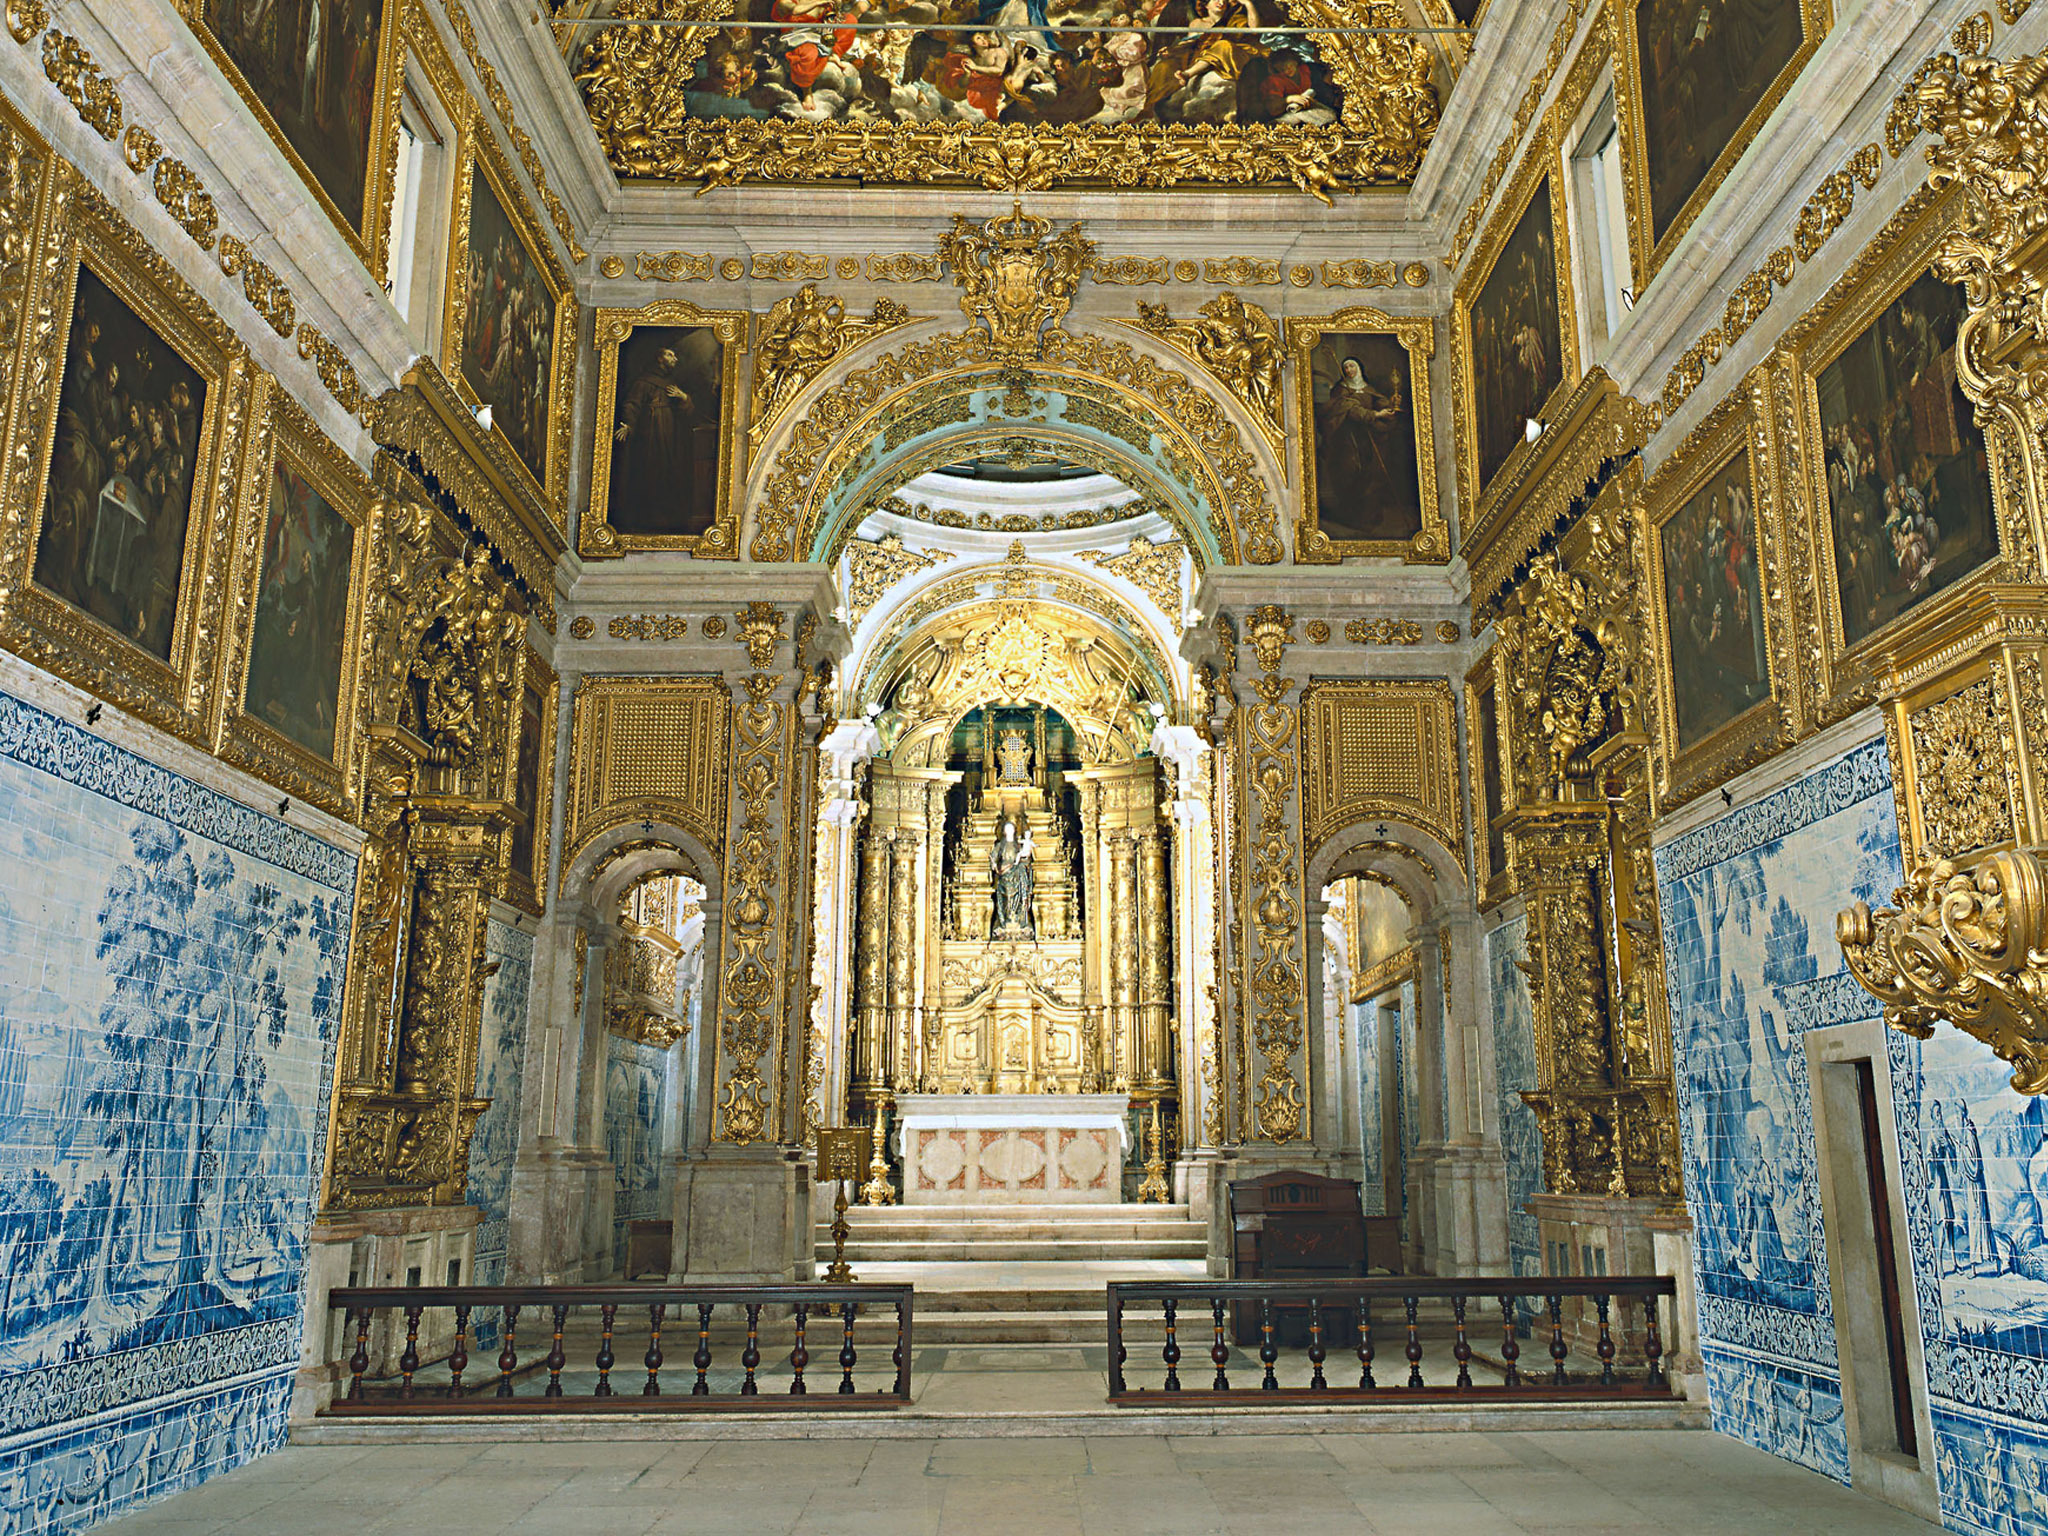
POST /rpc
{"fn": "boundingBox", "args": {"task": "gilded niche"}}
[572,0,1438,197]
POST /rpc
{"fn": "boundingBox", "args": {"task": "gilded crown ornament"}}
[937,204,1096,367]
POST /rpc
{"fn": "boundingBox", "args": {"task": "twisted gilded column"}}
[1137,825,1173,1092]
[888,832,919,1092]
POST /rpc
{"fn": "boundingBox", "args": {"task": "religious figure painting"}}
[245,456,355,760]
[509,671,547,892]
[1815,270,1996,652]
[1629,0,1809,252]
[459,167,556,492]
[204,0,387,237]
[1658,446,1769,748]
[34,266,207,663]
[602,324,726,539]
[1305,330,1422,544]
[1468,176,1564,493]
[678,0,1340,130]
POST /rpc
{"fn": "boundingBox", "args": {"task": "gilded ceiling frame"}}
[440,108,577,536]
[215,379,377,820]
[171,0,408,281]
[1610,0,1834,292]
[1772,186,2023,731]
[753,325,1283,567]
[1638,370,1795,815]
[582,297,748,560]
[1451,121,1580,543]
[0,160,253,751]
[572,0,1438,198]
[1286,303,1444,564]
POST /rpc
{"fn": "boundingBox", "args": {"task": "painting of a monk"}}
[1307,332,1423,544]
[604,324,726,538]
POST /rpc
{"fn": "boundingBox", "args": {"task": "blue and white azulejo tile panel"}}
[1486,915,1541,1280]
[0,688,353,1531]
[467,919,534,1288]
[605,1034,671,1272]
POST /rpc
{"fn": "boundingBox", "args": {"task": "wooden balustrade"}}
[1106,1277,1673,1403]
[325,1284,912,1414]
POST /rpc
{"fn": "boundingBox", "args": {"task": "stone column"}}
[1154,724,1224,1221]
[813,722,880,1132]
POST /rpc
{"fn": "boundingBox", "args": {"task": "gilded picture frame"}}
[1780,187,2013,723]
[1287,306,1444,564]
[582,299,747,560]
[442,121,575,531]
[1611,0,1832,290]
[504,643,558,916]
[1452,133,1579,537]
[0,175,252,748]
[176,0,407,279]
[216,381,374,819]
[1641,383,1791,811]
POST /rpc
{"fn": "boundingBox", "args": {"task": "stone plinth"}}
[899,1093,1130,1203]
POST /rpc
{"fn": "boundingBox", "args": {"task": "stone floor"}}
[100,1426,1941,1535]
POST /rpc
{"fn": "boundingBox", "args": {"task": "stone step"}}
[913,1311,1105,1345]
[837,1237,1210,1263]
[826,1218,1205,1244]
[834,1202,1195,1223]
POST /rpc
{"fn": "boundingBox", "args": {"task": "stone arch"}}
[1305,820,1466,921]
[561,819,724,914]
[739,319,1291,567]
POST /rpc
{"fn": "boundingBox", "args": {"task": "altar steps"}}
[821,1202,1209,1345]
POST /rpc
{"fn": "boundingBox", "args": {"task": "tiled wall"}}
[0,690,352,1530]
[1655,734,2048,1532]
[467,919,534,1287]
[604,1034,671,1273]
[1357,996,1384,1216]
[1487,914,1541,1279]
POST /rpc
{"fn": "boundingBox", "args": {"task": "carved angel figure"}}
[1188,292,1283,430]
[755,283,847,424]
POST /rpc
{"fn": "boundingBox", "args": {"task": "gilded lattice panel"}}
[565,677,729,863]
[1301,680,1464,869]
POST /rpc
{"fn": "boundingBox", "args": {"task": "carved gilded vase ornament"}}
[573,0,1437,198]
[937,204,1096,367]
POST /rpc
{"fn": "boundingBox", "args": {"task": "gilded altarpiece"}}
[1491,503,1682,1208]
[1827,46,2048,1095]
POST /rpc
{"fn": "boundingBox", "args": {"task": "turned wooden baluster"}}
[1403,1295,1423,1389]
[1109,1293,1126,1395]
[1259,1299,1278,1391]
[790,1304,809,1396]
[1357,1298,1375,1389]
[1595,1294,1616,1387]
[1645,1294,1667,1390]
[449,1304,471,1397]
[693,1303,714,1396]
[740,1302,763,1395]
[1210,1298,1230,1391]
[399,1302,423,1399]
[893,1298,908,1397]
[1547,1293,1568,1386]
[544,1304,569,1397]
[1452,1294,1472,1390]
[1499,1295,1521,1388]
[1308,1299,1326,1390]
[595,1303,618,1398]
[839,1301,858,1395]
[645,1303,666,1396]
[347,1307,371,1400]
[1162,1298,1181,1391]
[497,1305,521,1398]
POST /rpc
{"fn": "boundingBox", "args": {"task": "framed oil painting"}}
[1616,0,1830,282]
[1288,308,1443,563]
[1456,148,1575,523]
[582,300,746,559]
[446,131,572,516]
[221,388,370,814]
[505,645,557,914]
[1,196,248,747]
[1790,194,2006,713]
[1645,391,1787,809]
[1465,650,1508,903]
[193,0,403,269]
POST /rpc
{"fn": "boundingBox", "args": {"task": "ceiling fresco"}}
[572,0,1442,194]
